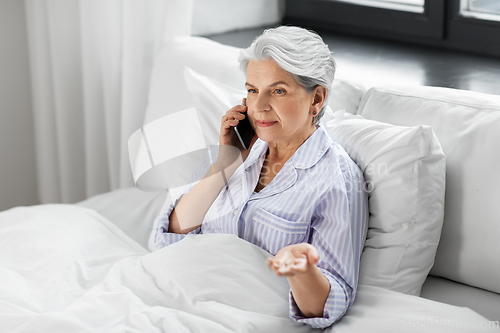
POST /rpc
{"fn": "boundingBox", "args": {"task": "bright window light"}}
[468,0,500,15]
[331,0,424,13]
[461,0,500,21]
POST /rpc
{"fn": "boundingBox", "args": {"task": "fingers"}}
[221,112,245,126]
[221,104,247,124]
[266,243,320,277]
[221,117,239,130]
[220,105,247,134]
[219,103,250,148]
[267,256,308,276]
[293,244,319,265]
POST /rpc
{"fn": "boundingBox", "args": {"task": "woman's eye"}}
[275,89,285,95]
[248,89,257,94]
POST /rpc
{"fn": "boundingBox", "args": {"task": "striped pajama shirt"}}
[154,125,369,328]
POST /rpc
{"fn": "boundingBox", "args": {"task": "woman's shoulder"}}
[326,142,364,181]
[317,128,364,182]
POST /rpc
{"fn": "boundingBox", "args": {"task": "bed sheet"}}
[421,276,500,321]
[77,187,167,249]
[1,204,497,332]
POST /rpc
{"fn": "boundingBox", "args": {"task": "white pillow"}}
[144,37,245,125]
[129,66,246,195]
[183,66,246,146]
[327,79,366,116]
[325,110,446,296]
[357,86,500,294]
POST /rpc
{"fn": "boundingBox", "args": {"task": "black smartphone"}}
[234,99,254,150]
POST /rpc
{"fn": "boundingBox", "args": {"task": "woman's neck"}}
[266,126,316,162]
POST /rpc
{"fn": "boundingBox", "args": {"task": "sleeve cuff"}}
[152,149,216,250]
[153,192,201,250]
[288,268,352,329]
[157,226,201,247]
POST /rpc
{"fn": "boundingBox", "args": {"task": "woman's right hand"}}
[218,99,257,163]
[219,99,248,148]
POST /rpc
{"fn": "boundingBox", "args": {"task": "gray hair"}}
[238,26,335,126]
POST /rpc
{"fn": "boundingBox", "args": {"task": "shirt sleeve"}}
[288,268,352,329]
[153,147,220,250]
[288,171,369,329]
[153,187,202,250]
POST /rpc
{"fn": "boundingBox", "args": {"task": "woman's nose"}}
[253,94,271,113]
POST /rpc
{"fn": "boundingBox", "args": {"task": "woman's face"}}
[245,59,316,147]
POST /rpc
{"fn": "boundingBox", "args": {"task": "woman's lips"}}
[256,120,277,128]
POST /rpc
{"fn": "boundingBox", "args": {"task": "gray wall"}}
[0,0,39,211]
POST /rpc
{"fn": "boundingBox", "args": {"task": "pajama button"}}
[233,210,238,215]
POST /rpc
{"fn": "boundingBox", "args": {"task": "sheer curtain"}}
[25,0,192,204]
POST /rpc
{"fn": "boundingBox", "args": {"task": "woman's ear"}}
[311,86,327,114]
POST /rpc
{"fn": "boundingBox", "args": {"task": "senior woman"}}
[154,26,369,329]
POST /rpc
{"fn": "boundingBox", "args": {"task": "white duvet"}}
[0,205,495,332]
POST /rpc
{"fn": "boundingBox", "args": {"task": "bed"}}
[1,36,498,332]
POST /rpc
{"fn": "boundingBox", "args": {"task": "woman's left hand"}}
[267,243,320,277]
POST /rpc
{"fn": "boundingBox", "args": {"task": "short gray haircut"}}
[238,26,335,126]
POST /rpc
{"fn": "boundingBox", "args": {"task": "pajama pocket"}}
[250,208,310,255]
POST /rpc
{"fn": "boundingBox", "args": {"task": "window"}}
[285,0,445,39]
[466,0,500,16]
[284,0,500,57]
[447,0,500,56]
[333,0,424,12]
